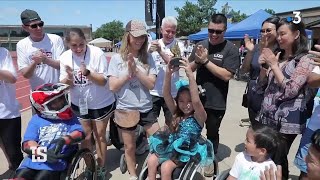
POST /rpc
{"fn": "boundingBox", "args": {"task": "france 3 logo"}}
[286,11,301,24]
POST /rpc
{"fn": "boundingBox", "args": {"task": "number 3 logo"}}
[293,11,301,24]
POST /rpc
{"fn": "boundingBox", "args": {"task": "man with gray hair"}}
[149,16,184,126]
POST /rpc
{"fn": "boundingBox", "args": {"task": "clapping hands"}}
[195,45,208,64]
[259,48,281,69]
[149,40,161,53]
[127,53,137,77]
[309,44,320,66]
[32,49,47,64]
[244,34,254,52]
[260,165,282,180]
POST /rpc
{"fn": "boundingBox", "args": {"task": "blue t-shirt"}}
[18,115,83,171]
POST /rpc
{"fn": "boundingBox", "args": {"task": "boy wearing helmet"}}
[14,83,84,180]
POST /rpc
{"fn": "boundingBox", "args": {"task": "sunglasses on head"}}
[27,21,44,29]
[260,28,273,34]
[208,29,224,35]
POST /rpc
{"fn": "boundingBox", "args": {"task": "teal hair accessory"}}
[175,79,189,90]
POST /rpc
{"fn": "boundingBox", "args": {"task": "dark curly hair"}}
[251,124,281,159]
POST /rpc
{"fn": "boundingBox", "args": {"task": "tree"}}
[228,9,248,23]
[198,0,217,24]
[265,8,275,15]
[94,20,124,42]
[175,0,217,36]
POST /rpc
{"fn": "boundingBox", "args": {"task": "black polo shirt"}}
[189,39,240,110]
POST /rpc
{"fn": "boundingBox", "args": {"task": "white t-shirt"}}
[150,39,183,97]
[17,33,64,90]
[229,152,277,180]
[107,53,157,112]
[0,47,20,118]
[59,45,115,109]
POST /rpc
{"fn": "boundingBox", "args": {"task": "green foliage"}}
[175,0,217,36]
[264,8,276,15]
[228,9,248,23]
[94,20,124,42]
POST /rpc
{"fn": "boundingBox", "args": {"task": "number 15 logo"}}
[293,11,301,24]
[31,146,47,162]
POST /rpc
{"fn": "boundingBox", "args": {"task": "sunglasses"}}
[208,29,224,35]
[260,28,273,34]
[27,21,44,29]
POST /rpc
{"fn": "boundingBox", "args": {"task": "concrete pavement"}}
[0,79,301,179]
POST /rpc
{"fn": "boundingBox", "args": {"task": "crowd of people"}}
[1,8,320,180]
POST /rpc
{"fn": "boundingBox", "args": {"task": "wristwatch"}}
[83,69,91,76]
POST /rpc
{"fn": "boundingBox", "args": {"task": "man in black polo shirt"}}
[189,13,240,177]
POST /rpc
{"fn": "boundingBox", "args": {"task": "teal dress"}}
[149,116,214,166]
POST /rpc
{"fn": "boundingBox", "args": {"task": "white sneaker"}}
[129,175,138,180]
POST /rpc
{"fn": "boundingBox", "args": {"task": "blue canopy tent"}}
[189,10,312,41]
[188,23,234,41]
[224,9,272,39]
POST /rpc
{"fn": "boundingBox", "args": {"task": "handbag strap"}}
[244,82,249,93]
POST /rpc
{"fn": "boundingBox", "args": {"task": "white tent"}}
[88,37,112,47]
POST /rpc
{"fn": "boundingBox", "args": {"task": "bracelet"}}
[202,59,210,66]
[195,61,201,65]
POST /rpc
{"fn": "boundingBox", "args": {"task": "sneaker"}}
[0,169,15,179]
[239,118,251,127]
[129,176,138,180]
[97,167,107,180]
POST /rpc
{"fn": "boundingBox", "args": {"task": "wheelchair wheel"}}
[66,148,96,180]
[178,160,200,180]
[138,154,149,180]
[120,153,127,174]
[215,168,230,180]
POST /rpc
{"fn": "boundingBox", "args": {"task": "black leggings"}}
[0,117,23,170]
[15,168,62,180]
[205,109,226,154]
[277,133,297,180]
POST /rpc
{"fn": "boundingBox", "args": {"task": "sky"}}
[0,0,319,31]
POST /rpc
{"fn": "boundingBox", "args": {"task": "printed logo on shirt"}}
[129,79,140,90]
[31,146,47,162]
[213,53,224,61]
[38,123,68,146]
[73,70,89,86]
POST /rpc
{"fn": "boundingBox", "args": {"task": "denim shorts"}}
[294,127,315,173]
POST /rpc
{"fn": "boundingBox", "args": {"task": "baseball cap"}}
[125,20,148,37]
[21,9,42,25]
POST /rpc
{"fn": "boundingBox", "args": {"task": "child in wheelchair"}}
[13,83,85,180]
[146,59,214,180]
[226,125,281,180]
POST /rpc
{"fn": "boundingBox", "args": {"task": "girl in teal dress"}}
[147,58,214,180]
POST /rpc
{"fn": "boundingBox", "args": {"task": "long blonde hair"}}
[119,32,149,65]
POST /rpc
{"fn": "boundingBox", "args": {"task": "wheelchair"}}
[63,148,96,180]
[14,147,96,180]
[138,153,219,180]
[214,169,231,180]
